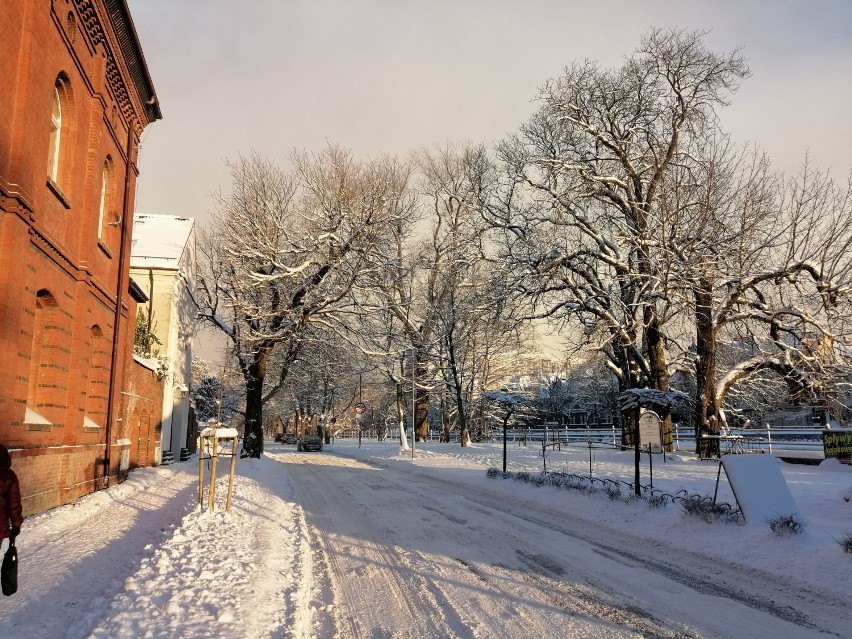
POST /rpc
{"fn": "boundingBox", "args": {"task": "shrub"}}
[549,474,566,488]
[603,482,622,501]
[766,513,807,536]
[566,475,586,491]
[834,532,852,553]
[531,473,548,486]
[647,492,669,509]
[681,495,739,524]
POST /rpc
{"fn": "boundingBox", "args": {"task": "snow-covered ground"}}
[1,439,850,638]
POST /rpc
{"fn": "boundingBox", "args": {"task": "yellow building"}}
[130,214,196,463]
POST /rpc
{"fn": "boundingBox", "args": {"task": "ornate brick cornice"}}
[71,0,161,132]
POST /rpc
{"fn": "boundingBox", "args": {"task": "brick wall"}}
[0,1,160,517]
[122,356,165,470]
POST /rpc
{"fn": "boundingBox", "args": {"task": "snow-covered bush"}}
[834,532,852,553]
[603,481,622,501]
[766,513,807,536]
[646,492,670,509]
[681,495,740,524]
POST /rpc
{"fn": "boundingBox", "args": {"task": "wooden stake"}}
[208,440,218,512]
[198,437,204,508]
[226,438,237,512]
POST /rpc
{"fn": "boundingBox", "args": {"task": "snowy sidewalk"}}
[0,457,319,639]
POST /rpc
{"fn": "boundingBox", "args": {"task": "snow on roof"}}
[618,388,692,411]
[130,214,195,270]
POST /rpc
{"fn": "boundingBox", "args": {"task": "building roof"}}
[130,214,195,270]
[106,0,162,123]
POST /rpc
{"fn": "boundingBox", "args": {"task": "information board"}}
[638,410,662,453]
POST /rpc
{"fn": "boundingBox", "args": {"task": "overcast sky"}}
[127,0,852,223]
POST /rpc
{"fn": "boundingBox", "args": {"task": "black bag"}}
[2,537,17,596]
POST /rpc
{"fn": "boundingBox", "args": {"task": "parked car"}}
[274,432,285,443]
[283,433,297,445]
[298,435,323,452]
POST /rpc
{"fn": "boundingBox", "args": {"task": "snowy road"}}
[1,443,848,639]
[276,448,851,639]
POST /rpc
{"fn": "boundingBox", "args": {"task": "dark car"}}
[298,435,323,452]
[283,433,297,445]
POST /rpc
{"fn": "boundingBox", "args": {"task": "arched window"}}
[47,87,62,181]
[47,75,72,190]
[97,157,114,238]
[66,12,77,44]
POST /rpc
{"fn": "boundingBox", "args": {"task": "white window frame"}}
[97,163,108,237]
[48,86,61,181]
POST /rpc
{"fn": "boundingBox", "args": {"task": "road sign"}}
[354,402,366,414]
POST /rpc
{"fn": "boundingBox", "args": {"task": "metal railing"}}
[331,423,828,458]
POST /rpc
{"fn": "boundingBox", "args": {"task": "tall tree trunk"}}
[613,338,639,448]
[243,354,267,458]
[414,349,429,442]
[694,275,720,458]
[439,394,451,442]
[620,406,639,453]
[445,328,469,446]
[645,307,674,451]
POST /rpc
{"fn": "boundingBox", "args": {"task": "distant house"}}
[0,1,161,514]
[130,214,197,463]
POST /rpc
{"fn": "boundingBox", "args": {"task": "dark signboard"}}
[822,429,852,461]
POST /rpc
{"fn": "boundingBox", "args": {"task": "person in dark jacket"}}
[0,445,23,544]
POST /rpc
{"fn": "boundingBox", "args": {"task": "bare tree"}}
[486,29,750,446]
[683,157,852,454]
[418,145,528,446]
[196,147,410,457]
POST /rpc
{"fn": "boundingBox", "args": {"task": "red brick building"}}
[0,0,162,515]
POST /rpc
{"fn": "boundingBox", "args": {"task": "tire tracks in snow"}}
[279,451,470,638]
[463,491,835,636]
[328,450,852,638]
[281,452,680,638]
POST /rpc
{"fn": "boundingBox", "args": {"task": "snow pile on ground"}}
[83,458,312,639]
[1,457,328,639]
